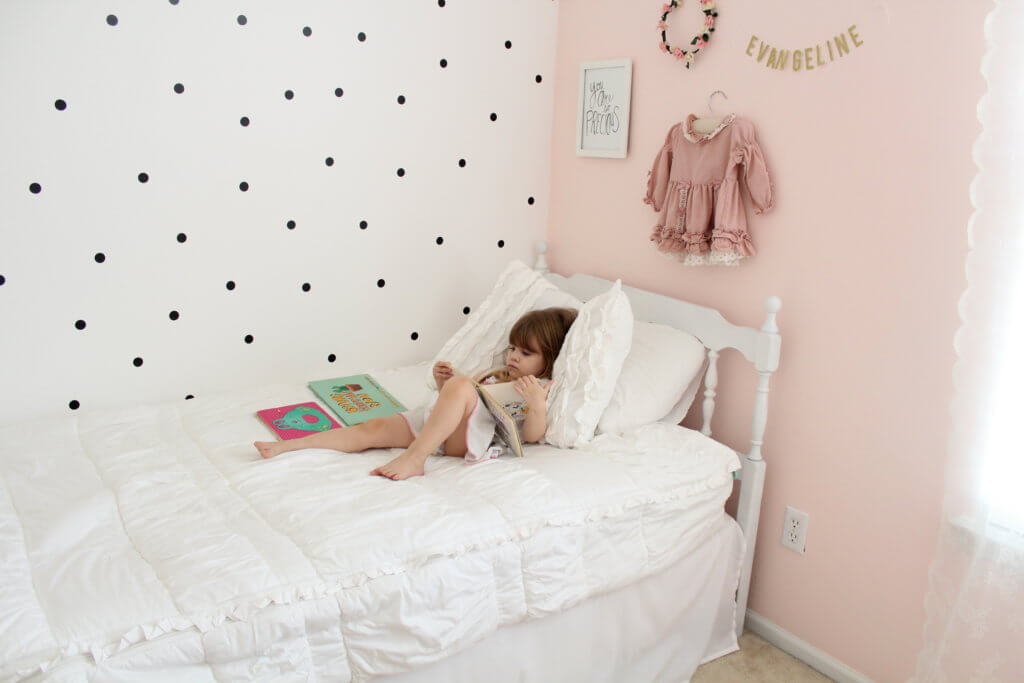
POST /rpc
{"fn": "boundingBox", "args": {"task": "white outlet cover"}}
[782,505,809,554]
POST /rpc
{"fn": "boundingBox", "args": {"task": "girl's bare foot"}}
[370,449,428,480]
[254,441,286,459]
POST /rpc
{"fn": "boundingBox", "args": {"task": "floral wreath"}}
[658,0,718,68]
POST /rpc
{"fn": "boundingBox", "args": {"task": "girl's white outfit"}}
[400,375,548,463]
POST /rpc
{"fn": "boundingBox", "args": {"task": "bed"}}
[0,243,781,682]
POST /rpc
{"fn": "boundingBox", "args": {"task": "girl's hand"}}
[433,361,454,389]
[514,375,551,408]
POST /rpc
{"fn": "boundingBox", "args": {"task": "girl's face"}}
[506,339,545,379]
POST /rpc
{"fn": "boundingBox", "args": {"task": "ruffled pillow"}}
[544,280,633,449]
[426,260,581,388]
[597,322,707,435]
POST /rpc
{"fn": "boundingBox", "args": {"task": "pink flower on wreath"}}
[657,20,668,30]
[672,47,685,59]
[659,41,669,53]
[661,3,672,12]
[704,14,715,28]
[695,37,707,49]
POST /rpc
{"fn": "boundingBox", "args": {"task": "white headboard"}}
[534,241,781,638]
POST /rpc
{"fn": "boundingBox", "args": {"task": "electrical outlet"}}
[781,505,809,554]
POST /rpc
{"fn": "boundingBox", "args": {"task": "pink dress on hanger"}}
[644,114,775,266]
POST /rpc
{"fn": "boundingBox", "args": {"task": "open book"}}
[453,368,531,458]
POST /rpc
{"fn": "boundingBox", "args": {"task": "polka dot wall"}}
[0,1,558,424]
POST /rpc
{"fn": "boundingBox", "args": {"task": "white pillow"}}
[545,280,633,449]
[597,322,707,435]
[427,260,582,388]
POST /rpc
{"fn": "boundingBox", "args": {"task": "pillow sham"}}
[597,321,707,435]
[544,280,633,449]
[426,260,582,388]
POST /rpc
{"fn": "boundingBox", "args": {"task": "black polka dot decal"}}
[528,196,535,205]
[0,275,6,286]
[185,394,194,400]
[10,6,554,421]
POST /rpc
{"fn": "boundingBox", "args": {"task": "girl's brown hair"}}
[508,307,579,379]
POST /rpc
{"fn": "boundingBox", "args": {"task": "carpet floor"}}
[690,631,835,682]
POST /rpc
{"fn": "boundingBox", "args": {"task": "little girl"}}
[254,307,578,480]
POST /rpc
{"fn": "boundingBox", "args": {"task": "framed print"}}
[575,59,633,158]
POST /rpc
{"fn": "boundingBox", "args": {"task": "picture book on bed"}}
[256,402,342,440]
[307,373,408,426]
[454,369,527,458]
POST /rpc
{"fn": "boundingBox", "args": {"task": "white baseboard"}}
[744,610,876,683]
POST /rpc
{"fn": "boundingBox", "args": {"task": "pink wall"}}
[545,1,987,681]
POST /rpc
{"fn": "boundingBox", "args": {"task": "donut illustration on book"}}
[257,402,342,440]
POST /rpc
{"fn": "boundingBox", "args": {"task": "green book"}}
[308,374,408,426]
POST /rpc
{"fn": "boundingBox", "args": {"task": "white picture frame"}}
[575,58,633,158]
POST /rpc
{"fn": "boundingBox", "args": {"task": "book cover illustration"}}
[308,374,408,426]
[257,402,342,440]
[453,368,529,458]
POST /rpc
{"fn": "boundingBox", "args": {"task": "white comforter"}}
[0,364,740,682]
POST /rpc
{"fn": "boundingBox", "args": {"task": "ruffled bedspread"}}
[0,365,739,681]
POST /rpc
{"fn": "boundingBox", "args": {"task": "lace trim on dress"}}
[682,113,736,144]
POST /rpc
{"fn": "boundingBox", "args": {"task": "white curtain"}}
[911,1,1024,680]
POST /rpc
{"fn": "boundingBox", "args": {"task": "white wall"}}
[0,0,558,425]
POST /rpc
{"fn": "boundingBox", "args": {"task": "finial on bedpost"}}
[762,296,781,333]
[534,241,549,273]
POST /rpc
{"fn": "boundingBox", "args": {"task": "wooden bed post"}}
[733,296,781,639]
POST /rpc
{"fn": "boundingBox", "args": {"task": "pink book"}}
[257,402,342,440]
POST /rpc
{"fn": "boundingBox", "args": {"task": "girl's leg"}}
[255,414,414,459]
[371,376,478,480]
